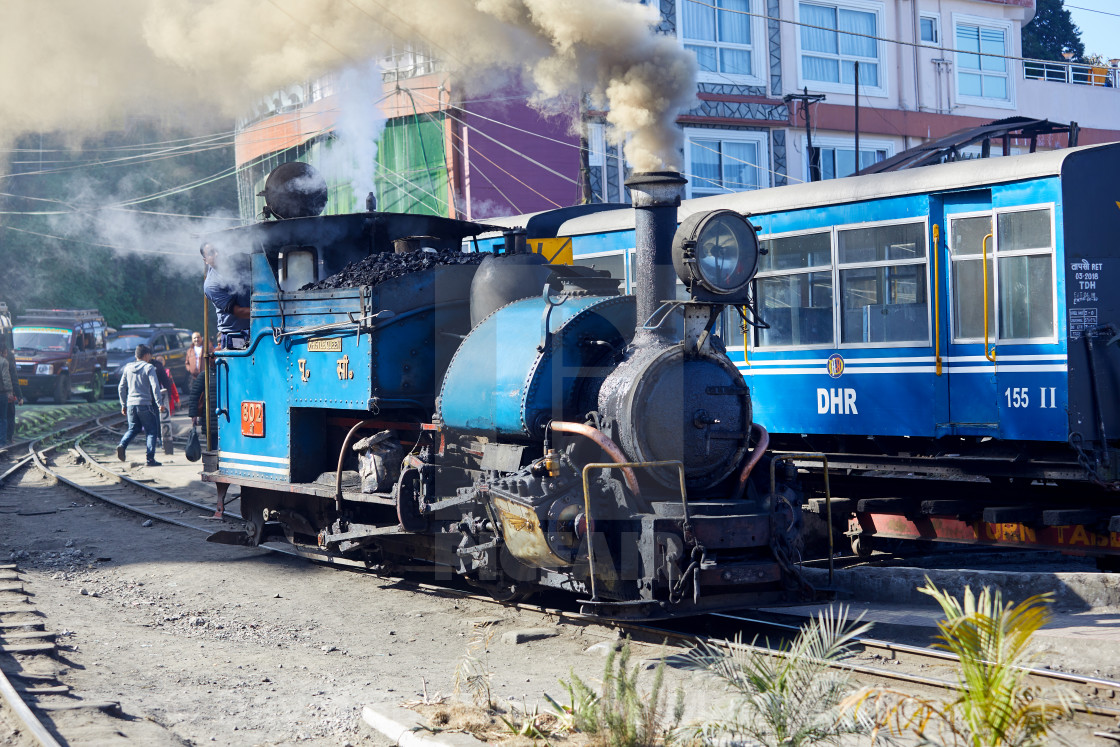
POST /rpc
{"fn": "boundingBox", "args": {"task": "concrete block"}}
[362,703,487,747]
[500,628,557,644]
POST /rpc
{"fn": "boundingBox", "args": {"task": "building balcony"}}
[1024,58,1118,89]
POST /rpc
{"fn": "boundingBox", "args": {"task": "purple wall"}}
[460,96,581,220]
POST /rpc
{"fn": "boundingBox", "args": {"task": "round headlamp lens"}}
[695,213,757,293]
[673,209,759,295]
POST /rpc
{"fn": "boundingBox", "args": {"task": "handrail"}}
[581,460,685,602]
[214,359,230,421]
[982,233,996,362]
[933,224,942,376]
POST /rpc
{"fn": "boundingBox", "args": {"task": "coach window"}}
[574,251,627,291]
[996,207,1055,340]
[949,214,994,341]
[838,221,928,344]
[754,232,834,347]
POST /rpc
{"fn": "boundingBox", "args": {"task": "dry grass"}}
[410,701,596,745]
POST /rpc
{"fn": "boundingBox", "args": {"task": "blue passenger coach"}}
[535,143,1120,501]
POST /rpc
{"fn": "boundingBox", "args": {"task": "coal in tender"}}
[302,248,486,290]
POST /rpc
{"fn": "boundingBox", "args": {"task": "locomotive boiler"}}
[203,165,808,617]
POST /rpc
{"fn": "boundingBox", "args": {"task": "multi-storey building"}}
[234,0,1120,220]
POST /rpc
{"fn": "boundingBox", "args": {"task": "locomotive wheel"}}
[85,372,103,403]
[53,375,70,404]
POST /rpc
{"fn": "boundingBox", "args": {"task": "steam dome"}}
[261,162,329,219]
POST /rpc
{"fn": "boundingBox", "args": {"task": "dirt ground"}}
[0,414,1115,745]
[0,418,727,746]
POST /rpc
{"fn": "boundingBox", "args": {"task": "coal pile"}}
[302,249,486,290]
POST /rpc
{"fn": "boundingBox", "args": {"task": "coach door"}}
[942,192,999,431]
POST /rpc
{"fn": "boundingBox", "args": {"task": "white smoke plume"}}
[315,62,387,210]
[0,0,698,172]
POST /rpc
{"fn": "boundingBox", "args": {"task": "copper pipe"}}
[550,420,640,498]
[731,423,769,501]
[336,419,374,513]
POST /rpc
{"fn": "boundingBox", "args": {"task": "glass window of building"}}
[680,0,762,82]
[799,1,883,91]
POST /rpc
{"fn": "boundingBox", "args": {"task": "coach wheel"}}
[850,533,873,558]
[53,375,70,404]
[85,372,103,403]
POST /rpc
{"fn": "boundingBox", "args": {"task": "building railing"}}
[1024,58,1118,88]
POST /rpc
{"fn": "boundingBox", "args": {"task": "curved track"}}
[0,415,130,746]
[4,414,1119,742]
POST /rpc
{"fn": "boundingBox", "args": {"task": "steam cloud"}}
[1,0,698,172]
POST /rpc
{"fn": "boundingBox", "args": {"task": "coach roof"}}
[552,141,1119,238]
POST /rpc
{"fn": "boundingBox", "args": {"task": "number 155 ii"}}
[1005,387,1058,409]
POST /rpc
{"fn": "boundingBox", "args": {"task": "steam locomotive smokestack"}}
[626,171,686,341]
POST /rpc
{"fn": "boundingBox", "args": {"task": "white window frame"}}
[676,0,768,87]
[945,203,1058,346]
[752,227,837,350]
[586,122,606,168]
[683,128,771,199]
[795,0,889,97]
[751,217,933,351]
[919,12,940,46]
[800,134,894,181]
[952,13,1016,110]
[572,248,631,292]
[834,216,932,349]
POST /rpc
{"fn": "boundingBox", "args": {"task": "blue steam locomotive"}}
[202,165,806,617]
[502,142,1120,562]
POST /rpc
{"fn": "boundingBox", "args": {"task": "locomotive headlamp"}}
[671,209,760,297]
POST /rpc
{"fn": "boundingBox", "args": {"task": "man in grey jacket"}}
[116,344,167,467]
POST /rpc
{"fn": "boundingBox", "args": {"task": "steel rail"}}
[17,416,1118,729]
[0,663,62,747]
[709,611,1120,719]
[72,436,244,521]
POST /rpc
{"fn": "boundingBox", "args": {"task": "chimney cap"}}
[625,171,687,188]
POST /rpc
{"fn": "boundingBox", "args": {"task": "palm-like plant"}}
[676,606,873,746]
[847,579,1076,746]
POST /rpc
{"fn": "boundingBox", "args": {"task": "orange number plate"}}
[241,401,265,437]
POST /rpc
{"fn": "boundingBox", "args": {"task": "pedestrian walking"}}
[116,344,167,467]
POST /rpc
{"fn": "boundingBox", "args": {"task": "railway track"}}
[3,414,1119,743]
[708,612,1120,724]
[0,414,137,746]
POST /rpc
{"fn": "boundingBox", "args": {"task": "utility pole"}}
[783,88,827,181]
[854,62,860,176]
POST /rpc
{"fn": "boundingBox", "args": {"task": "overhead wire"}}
[401,87,523,215]
[0,222,195,256]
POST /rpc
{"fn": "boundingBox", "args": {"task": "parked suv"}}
[106,324,192,393]
[12,309,108,403]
